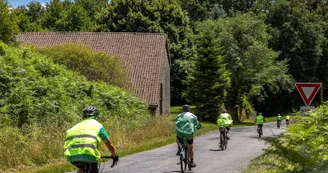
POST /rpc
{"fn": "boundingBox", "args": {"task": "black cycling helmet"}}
[182,104,191,112]
[82,106,99,118]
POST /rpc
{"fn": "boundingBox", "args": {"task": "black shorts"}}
[257,124,263,128]
[71,162,98,173]
[177,136,193,145]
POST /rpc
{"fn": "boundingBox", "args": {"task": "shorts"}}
[177,136,193,145]
[71,161,98,173]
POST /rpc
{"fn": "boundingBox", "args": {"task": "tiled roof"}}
[17,32,169,105]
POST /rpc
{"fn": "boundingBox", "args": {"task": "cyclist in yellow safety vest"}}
[217,109,233,140]
[63,106,119,173]
[286,115,290,125]
[255,112,265,135]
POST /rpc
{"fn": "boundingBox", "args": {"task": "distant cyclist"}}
[64,106,119,173]
[276,113,282,129]
[175,104,200,168]
[286,115,290,126]
[217,109,233,140]
[255,112,265,135]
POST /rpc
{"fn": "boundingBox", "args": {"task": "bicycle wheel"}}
[220,132,224,150]
[258,127,262,138]
[224,130,228,149]
[183,145,188,172]
[179,151,184,173]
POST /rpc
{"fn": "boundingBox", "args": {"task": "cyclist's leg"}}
[176,136,183,155]
[89,162,99,173]
[226,126,231,139]
[187,137,196,167]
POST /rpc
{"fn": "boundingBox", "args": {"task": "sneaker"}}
[227,136,230,140]
[189,162,197,168]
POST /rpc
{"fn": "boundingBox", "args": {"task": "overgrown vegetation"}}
[0,42,148,171]
[244,103,328,173]
[32,43,128,88]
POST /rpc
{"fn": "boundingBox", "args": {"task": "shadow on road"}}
[163,171,194,173]
[208,137,219,141]
[209,148,223,151]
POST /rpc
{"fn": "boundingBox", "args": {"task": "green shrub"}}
[32,43,128,88]
[0,42,149,170]
[245,102,328,173]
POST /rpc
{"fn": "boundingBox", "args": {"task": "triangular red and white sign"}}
[295,82,322,106]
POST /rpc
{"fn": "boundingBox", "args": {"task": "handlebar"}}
[101,155,119,168]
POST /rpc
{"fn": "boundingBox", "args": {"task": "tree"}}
[55,3,92,31]
[177,0,226,22]
[266,0,327,110]
[0,0,19,44]
[102,0,194,105]
[195,13,293,119]
[26,1,45,23]
[184,20,230,121]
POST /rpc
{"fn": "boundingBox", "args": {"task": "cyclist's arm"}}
[100,127,118,156]
[228,114,233,125]
[104,139,118,157]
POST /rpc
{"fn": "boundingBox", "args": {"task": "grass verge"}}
[8,106,262,173]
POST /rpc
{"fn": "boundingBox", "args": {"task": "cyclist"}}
[277,113,282,129]
[217,109,233,140]
[286,114,290,126]
[255,112,265,135]
[64,106,119,173]
[175,104,200,168]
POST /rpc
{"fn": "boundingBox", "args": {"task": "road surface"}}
[68,122,286,173]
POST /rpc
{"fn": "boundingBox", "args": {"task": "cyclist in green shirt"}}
[64,106,119,173]
[175,105,200,168]
[277,113,282,129]
[217,109,233,139]
[255,112,265,135]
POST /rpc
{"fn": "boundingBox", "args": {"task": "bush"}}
[0,42,149,170]
[32,43,128,88]
[245,102,328,173]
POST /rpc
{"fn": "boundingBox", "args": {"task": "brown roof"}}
[17,32,169,105]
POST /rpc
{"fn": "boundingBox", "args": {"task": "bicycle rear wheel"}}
[258,127,262,138]
[224,131,228,149]
[179,152,184,173]
[183,145,188,171]
[220,132,225,150]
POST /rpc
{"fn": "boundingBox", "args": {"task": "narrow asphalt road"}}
[68,122,286,173]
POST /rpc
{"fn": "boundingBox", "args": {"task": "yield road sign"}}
[295,82,322,106]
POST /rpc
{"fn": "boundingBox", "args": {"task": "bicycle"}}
[277,120,281,129]
[219,126,228,150]
[177,137,192,173]
[76,156,118,173]
[257,125,263,139]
